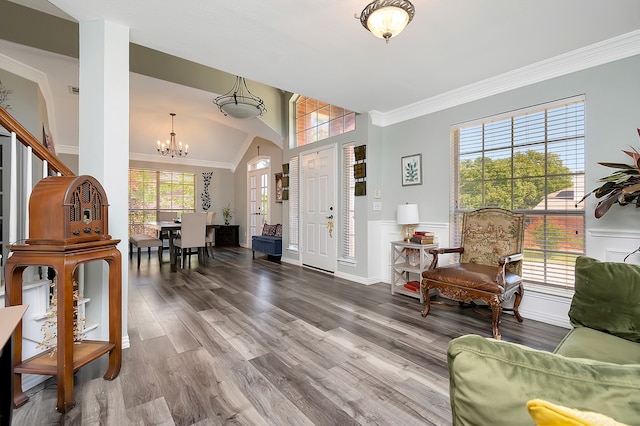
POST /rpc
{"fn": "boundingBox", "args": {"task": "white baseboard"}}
[334,270,380,285]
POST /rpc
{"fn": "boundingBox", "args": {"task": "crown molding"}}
[56,145,234,169]
[0,52,59,141]
[370,29,640,127]
[129,152,233,169]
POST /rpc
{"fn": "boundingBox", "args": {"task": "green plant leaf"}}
[597,162,637,170]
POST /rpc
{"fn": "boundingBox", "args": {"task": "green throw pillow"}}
[570,256,640,343]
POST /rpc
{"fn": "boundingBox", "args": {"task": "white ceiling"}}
[5,0,640,169]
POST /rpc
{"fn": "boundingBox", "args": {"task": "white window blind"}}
[452,96,585,289]
[129,169,196,236]
[288,157,299,249]
[342,145,356,260]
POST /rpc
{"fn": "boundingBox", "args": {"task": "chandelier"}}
[213,76,266,119]
[359,0,415,43]
[157,113,188,157]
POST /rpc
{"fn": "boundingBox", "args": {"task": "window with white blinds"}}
[451,96,585,289]
[288,157,299,250]
[341,145,356,260]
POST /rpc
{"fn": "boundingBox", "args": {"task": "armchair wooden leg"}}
[513,284,524,323]
[490,299,502,340]
[420,281,431,317]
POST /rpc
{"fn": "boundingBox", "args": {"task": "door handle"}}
[326,215,333,219]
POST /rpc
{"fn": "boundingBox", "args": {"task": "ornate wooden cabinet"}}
[4,175,121,413]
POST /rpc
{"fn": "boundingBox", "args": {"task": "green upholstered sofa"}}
[447,256,640,425]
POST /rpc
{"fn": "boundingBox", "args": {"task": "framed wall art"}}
[275,172,283,203]
[401,153,422,186]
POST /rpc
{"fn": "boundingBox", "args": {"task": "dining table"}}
[144,220,217,270]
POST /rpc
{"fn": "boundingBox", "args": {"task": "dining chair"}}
[173,212,207,268]
[157,211,178,222]
[205,211,216,258]
[156,211,179,256]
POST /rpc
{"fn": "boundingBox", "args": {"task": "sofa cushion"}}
[554,327,640,364]
[570,256,640,343]
[448,335,640,425]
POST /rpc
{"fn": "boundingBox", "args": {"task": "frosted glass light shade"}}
[367,6,409,39]
[360,0,415,43]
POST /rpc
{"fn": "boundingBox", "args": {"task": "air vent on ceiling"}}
[69,86,79,95]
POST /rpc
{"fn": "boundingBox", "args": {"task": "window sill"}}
[338,258,357,267]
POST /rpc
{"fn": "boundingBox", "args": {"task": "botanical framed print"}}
[401,153,422,186]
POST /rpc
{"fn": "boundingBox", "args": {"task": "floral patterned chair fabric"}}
[421,208,525,339]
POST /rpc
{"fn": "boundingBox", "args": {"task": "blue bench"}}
[253,224,282,262]
[252,235,282,261]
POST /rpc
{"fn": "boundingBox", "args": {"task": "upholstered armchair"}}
[421,208,525,339]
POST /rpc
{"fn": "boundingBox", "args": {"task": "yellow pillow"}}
[526,399,628,426]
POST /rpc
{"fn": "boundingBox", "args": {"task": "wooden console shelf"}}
[15,340,115,376]
[4,239,122,413]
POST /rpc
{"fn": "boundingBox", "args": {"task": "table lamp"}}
[397,203,419,242]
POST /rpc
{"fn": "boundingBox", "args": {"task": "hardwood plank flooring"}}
[11,247,568,425]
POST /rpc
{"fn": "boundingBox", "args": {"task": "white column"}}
[78,20,129,348]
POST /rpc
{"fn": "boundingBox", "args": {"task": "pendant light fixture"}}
[213,76,267,119]
[359,0,415,43]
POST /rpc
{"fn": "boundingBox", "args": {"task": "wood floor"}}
[11,247,568,425]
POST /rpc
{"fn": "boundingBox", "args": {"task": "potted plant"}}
[221,203,233,225]
[578,128,640,218]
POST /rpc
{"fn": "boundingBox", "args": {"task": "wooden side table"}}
[4,240,122,413]
[215,225,240,247]
[390,240,438,303]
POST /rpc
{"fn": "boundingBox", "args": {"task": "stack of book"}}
[409,231,435,244]
[403,281,420,292]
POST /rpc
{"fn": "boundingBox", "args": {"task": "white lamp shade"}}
[397,203,419,225]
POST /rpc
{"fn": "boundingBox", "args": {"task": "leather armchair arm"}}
[428,247,464,269]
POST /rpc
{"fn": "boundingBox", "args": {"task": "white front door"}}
[301,146,336,272]
[248,166,269,240]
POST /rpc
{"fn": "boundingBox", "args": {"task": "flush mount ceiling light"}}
[359,0,415,43]
[213,76,267,119]
[156,113,188,158]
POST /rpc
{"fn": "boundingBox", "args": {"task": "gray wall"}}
[279,54,640,282]
[378,55,640,242]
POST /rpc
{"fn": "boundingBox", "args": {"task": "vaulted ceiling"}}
[4,0,640,169]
